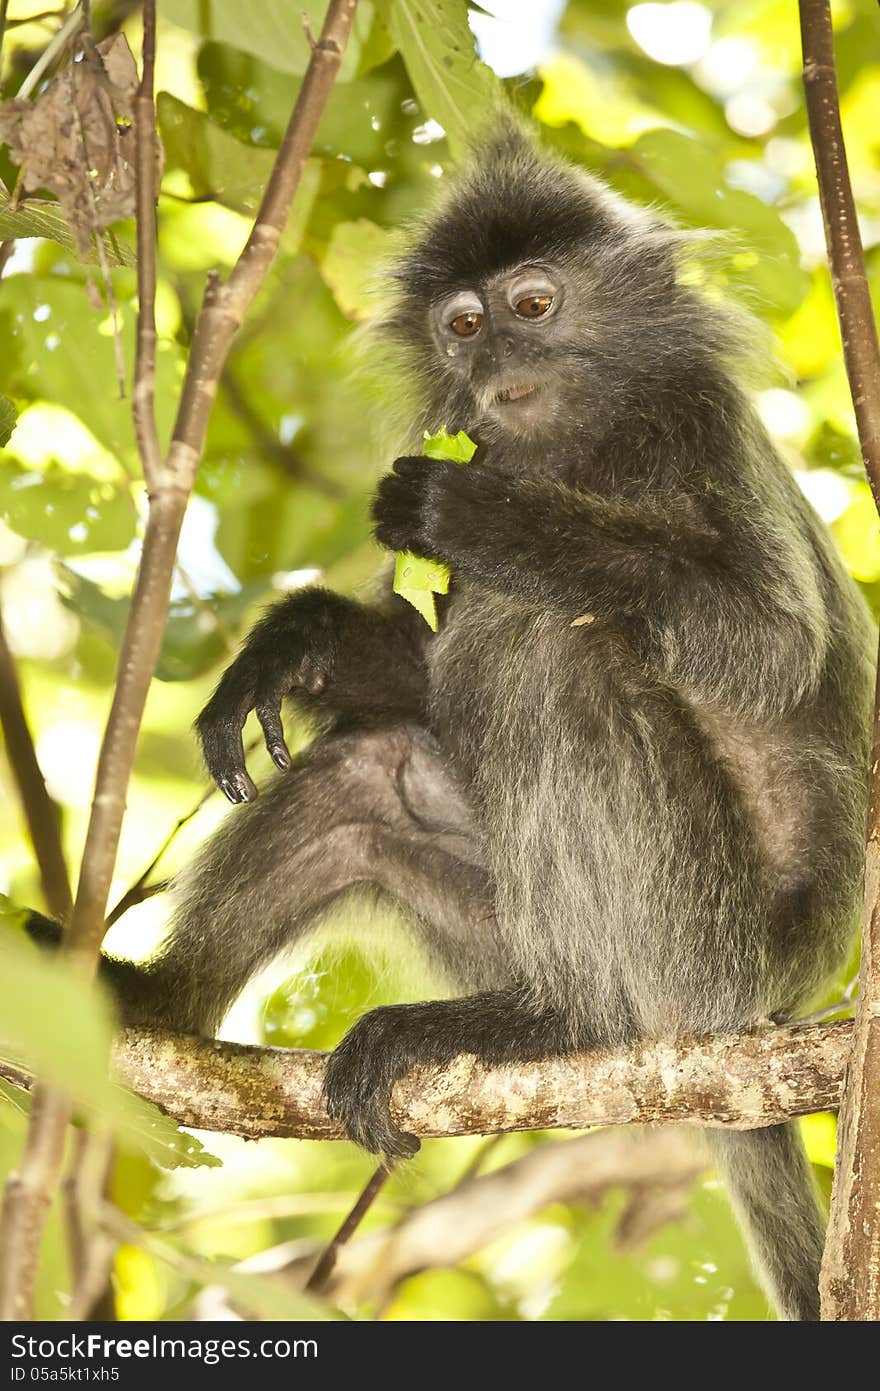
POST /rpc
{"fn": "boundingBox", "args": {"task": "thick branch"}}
[0,608,71,920]
[800,0,880,1322]
[107,1020,850,1143]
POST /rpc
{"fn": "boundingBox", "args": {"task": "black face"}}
[429,264,568,432]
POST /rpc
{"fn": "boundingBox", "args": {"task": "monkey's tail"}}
[707,1123,825,1321]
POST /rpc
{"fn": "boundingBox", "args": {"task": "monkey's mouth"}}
[496,383,536,404]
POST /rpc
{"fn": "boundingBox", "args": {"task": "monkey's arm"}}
[197,586,429,802]
[374,457,828,717]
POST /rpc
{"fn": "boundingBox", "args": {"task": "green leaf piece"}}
[393,428,476,629]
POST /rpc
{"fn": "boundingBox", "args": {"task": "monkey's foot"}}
[323,1005,422,1159]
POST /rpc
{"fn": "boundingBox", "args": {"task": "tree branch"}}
[799,0,880,1322]
[240,1129,705,1312]
[100,1019,850,1143]
[0,607,72,920]
[0,0,361,1321]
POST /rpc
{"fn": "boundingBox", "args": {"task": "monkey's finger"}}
[198,712,258,803]
[218,772,258,805]
[256,701,291,771]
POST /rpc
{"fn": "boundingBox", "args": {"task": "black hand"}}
[197,620,332,804]
[372,455,495,560]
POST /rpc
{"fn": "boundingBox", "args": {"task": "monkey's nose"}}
[500,336,516,360]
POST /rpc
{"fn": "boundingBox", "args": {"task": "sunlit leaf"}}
[833,482,880,583]
[320,217,392,321]
[0,459,136,556]
[170,0,378,80]
[0,394,17,447]
[0,192,135,266]
[375,0,500,154]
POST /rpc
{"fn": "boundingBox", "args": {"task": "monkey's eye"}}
[514,294,553,319]
[450,310,483,337]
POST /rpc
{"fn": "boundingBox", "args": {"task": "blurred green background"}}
[0,0,877,1321]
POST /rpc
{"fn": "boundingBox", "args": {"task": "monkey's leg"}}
[106,724,506,1035]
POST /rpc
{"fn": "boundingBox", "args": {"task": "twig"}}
[287,1130,705,1310]
[16,2,82,100]
[0,607,72,920]
[0,0,10,83]
[0,0,362,1321]
[799,0,880,1323]
[131,1,162,493]
[306,1163,393,1294]
[62,1129,116,1320]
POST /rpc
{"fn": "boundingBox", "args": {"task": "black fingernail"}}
[219,779,241,804]
[231,772,256,803]
[271,745,291,770]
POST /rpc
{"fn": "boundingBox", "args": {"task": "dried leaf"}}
[0,34,152,255]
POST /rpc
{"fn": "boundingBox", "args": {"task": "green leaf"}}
[629,129,808,316]
[157,95,322,245]
[199,42,408,168]
[0,394,18,447]
[1,276,182,468]
[0,192,135,267]
[393,428,476,628]
[158,94,276,217]
[0,915,118,1118]
[423,428,478,463]
[0,460,136,556]
[375,0,501,154]
[320,218,393,320]
[170,0,378,80]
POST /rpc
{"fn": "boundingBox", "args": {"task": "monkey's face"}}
[429,263,573,434]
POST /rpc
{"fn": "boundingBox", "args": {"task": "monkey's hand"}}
[196,594,336,804]
[372,456,497,562]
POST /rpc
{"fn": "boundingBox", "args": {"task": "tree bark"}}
[799,0,880,1322]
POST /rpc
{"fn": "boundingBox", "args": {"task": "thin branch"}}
[0,0,361,1321]
[286,1130,705,1310]
[799,0,880,1323]
[131,0,161,493]
[0,607,72,920]
[16,1,81,99]
[0,0,10,84]
[62,1129,116,1320]
[306,1163,393,1294]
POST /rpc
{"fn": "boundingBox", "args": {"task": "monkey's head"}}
[387,122,710,448]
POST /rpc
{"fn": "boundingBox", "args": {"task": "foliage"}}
[0,0,878,1322]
